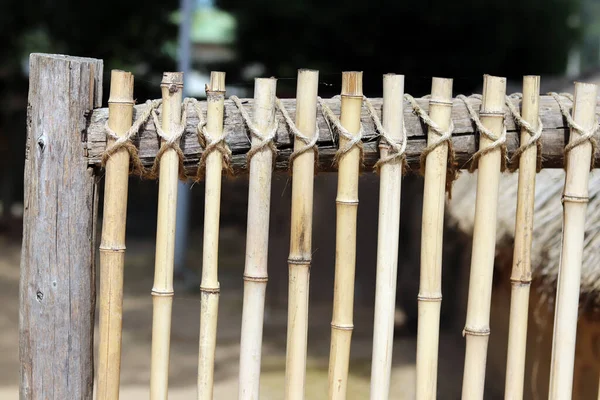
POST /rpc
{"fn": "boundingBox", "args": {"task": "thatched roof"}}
[447,169,600,303]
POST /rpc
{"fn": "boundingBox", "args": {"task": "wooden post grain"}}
[548,82,598,400]
[285,69,319,400]
[19,53,103,399]
[461,75,506,400]
[197,71,226,400]
[415,77,453,400]
[150,72,184,400]
[370,73,405,400]
[504,76,540,400]
[97,70,135,400]
[238,77,278,400]
[328,71,363,400]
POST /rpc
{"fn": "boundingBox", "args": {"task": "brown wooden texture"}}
[86,96,590,173]
[20,54,103,399]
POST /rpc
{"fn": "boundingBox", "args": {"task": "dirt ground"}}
[3,226,471,399]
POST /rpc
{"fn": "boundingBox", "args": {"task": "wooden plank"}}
[20,54,103,399]
[86,95,588,173]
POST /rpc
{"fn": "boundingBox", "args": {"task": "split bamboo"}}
[369,73,405,400]
[285,69,319,400]
[504,76,540,400]
[238,77,278,400]
[328,71,363,400]
[548,82,598,400]
[461,75,506,400]
[150,72,184,400]
[415,78,453,400]
[197,71,226,400]
[97,70,135,400]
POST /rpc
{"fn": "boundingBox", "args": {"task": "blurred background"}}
[2,0,600,398]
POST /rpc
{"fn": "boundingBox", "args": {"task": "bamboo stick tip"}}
[108,70,134,104]
[431,77,453,101]
[383,73,405,85]
[341,71,363,97]
[574,81,598,98]
[298,68,319,84]
[161,72,184,87]
[481,75,507,112]
[254,77,278,92]
[208,71,226,92]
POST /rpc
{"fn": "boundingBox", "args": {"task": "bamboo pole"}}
[238,77,278,400]
[328,71,363,400]
[97,70,134,400]
[150,72,184,400]
[369,73,405,400]
[461,75,506,400]
[504,76,541,400]
[197,71,226,400]
[548,82,598,400]
[415,78,453,400]
[285,69,319,400]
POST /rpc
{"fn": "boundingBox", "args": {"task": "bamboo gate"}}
[19,53,600,399]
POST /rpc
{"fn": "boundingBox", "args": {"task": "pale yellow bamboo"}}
[415,77,453,400]
[328,71,363,400]
[285,69,319,400]
[197,71,226,400]
[97,70,134,400]
[461,75,506,400]
[238,77,277,400]
[150,72,184,400]
[369,73,405,400]
[548,82,598,400]
[504,76,540,400]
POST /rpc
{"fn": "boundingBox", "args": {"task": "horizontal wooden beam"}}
[86,95,588,174]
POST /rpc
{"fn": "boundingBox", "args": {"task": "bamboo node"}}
[288,258,311,266]
[335,199,359,205]
[243,274,269,283]
[276,98,319,172]
[318,96,364,167]
[405,94,457,195]
[549,92,599,170]
[330,323,354,331]
[230,95,278,168]
[462,327,491,337]
[505,93,543,172]
[102,99,161,177]
[146,99,189,181]
[199,286,221,294]
[363,96,407,172]
[151,289,174,297]
[99,245,126,253]
[188,98,233,181]
[457,94,508,173]
[561,193,590,204]
[417,294,442,302]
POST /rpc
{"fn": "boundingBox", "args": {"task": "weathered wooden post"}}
[19,53,103,399]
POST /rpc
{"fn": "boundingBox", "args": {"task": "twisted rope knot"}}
[457,94,507,172]
[102,99,161,176]
[230,95,278,167]
[318,96,363,166]
[505,93,543,171]
[548,92,599,170]
[189,98,232,180]
[275,98,319,171]
[146,99,189,180]
[362,96,407,172]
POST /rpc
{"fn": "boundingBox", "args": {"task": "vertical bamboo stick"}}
[504,76,540,400]
[548,82,598,400]
[369,73,405,400]
[285,69,319,400]
[328,71,363,400]
[415,78,453,400]
[97,70,134,400]
[150,72,184,400]
[197,71,226,400]
[238,77,277,400]
[461,75,506,400]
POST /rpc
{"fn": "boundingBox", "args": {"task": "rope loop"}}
[275,98,319,172]
[505,94,543,172]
